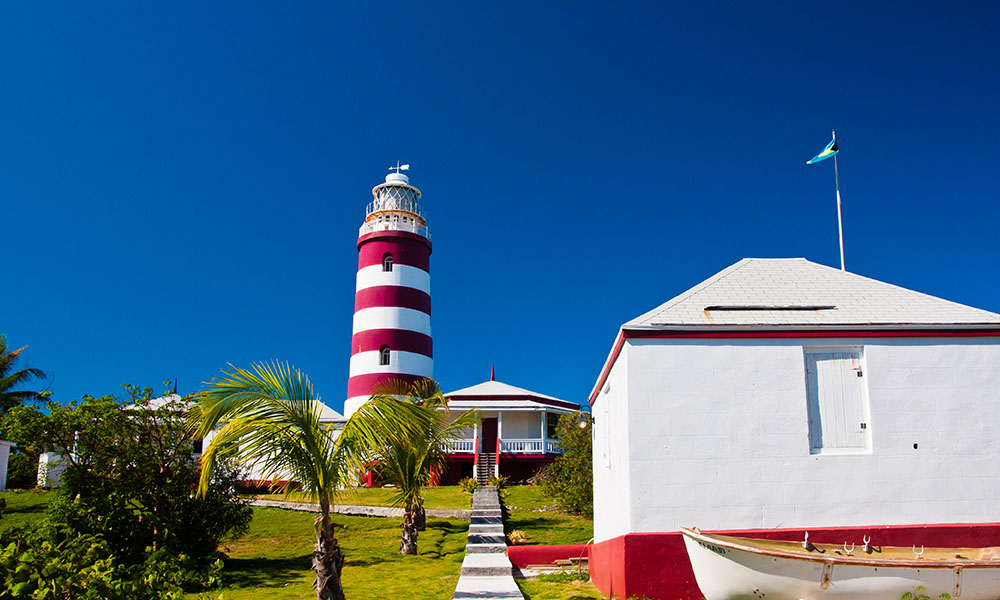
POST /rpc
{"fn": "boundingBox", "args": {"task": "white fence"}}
[448,438,562,454]
[449,439,475,453]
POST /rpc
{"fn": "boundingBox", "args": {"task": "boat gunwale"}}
[680,527,1000,569]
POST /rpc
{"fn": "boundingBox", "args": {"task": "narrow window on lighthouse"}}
[379,345,391,366]
[382,253,393,272]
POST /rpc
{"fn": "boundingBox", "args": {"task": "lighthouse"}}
[345,165,433,416]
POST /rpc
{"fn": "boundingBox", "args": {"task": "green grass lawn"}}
[503,486,594,547]
[2,487,602,599]
[0,489,52,531]
[205,507,468,599]
[517,572,604,599]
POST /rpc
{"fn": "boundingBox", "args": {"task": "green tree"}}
[0,335,47,414]
[346,378,476,554]
[194,362,433,600]
[538,411,593,517]
[2,386,252,566]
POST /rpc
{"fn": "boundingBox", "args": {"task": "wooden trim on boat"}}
[680,527,1000,569]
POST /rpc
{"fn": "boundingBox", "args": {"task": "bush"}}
[0,524,222,599]
[458,477,480,494]
[506,529,530,544]
[487,474,510,490]
[3,386,253,571]
[5,452,39,490]
[538,411,593,517]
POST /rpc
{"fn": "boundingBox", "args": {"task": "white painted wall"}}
[38,452,68,487]
[0,442,13,490]
[594,344,633,542]
[355,264,430,294]
[348,350,433,378]
[352,307,431,336]
[501,412,542,439]
[608,336,1000,537]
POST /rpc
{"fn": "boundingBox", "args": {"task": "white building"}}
[439,375,579,485]
[588,258,1000,600]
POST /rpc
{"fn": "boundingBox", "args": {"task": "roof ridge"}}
[832,264,1000,318]
[624,257,1000,328]
[444,379,568,403]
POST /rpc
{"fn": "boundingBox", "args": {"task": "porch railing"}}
[448,438,562,454]
[499,439,562,454]
[449,439,475,453]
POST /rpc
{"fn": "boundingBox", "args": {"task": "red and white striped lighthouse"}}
[345,165,433,416]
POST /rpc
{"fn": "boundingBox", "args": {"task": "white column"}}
[473,421,480,480]
[497,411,503,450]
[540,412,547,450]
[496,412,503,478]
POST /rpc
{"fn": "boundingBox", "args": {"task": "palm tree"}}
[193,361,431,600]
[0,335,47,413]
[341,378,477,554]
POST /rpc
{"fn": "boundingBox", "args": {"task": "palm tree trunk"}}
[415,496,426,532]
[314,500,347,600]
[399,501,418,555]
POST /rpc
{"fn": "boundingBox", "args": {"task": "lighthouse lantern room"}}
[345,166,433,416]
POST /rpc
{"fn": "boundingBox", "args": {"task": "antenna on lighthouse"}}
[389,161,410,174]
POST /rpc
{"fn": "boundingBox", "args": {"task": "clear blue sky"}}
[4,2,999,412]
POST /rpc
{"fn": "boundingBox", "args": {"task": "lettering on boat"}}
[696,540,727,555]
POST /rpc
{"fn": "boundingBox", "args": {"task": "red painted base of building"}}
[590,523,1000,600]
[507,544,589,570]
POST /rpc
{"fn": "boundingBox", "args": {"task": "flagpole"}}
[834,151,845,271]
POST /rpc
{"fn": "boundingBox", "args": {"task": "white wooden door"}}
[805,349,868,452]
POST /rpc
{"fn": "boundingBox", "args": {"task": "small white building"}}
[588,258,1000,600]
[438,376,579,485]
[0,440,15,490]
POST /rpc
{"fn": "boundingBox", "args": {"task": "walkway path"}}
[249,498,471,520]
[452,486,524,600]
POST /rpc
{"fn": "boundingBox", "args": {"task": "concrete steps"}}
[452,486,523,600]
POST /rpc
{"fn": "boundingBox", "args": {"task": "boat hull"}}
[683,531,1000,600]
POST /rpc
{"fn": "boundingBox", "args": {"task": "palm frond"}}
[195,361,347,503]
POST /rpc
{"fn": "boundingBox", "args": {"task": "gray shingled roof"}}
[444,380,579,410]
[445,380,565,402]
[626,258,1000,329]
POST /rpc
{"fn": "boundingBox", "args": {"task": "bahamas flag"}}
[806,133,839,164]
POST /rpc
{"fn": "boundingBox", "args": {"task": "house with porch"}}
[588,258,1000,600]
[439,375,580,485]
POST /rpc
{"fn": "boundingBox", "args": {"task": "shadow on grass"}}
[6,502,48,516]
[222,555,312,589]
[424,519,466,533]
[519,590,597,600]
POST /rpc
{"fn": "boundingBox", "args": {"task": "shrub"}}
[506,529,530,544]
[2,384,252,568]
[5,452,39,490]
[538,411,593,517]
[0,524,223,599]
[487,474,510,490]
[458,477,480,494]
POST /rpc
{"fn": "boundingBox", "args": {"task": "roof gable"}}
[444,379,579,410]
[626,258,1000,329]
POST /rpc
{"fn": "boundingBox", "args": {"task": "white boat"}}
[681,527,1000,600]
